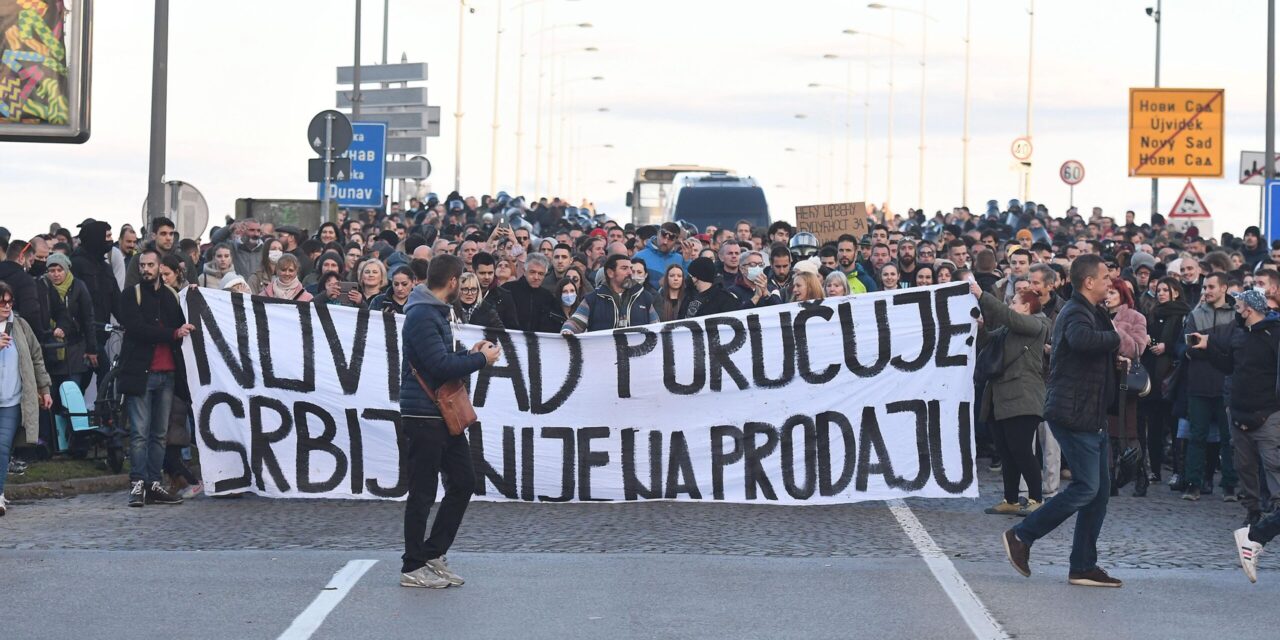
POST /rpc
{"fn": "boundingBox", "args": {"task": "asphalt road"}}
[1,469,1275,639]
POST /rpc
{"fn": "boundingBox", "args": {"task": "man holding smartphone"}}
[398,255,500,589]
[1181,273,1239,501]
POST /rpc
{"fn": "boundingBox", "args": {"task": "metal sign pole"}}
[1069,184,1074,208]
[322,114,333,224]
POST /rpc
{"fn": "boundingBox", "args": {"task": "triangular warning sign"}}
[1168,180,1211,218]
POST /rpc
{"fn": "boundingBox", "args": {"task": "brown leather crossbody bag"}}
[410,366,477,436]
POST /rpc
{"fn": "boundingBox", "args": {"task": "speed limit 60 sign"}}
[1060,160,1085,185]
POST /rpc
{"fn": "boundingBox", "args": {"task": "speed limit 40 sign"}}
[1011,137,1033,162]
[1060,160,1085,185]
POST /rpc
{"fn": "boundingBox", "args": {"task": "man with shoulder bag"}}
[1188,289,1280,529]
[398,254,501,589]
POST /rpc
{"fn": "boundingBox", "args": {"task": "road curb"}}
[7,474,131,500]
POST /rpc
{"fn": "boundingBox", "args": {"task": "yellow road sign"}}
[1128,88,1224,178]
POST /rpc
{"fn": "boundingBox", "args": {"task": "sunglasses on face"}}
[0,299,12,307]
[661,231,677,239]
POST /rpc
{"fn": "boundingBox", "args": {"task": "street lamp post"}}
[1024,0,1035,202]
[453,0,466,193]
[533,22,592,197]
[962,0,971,207]
[869,2,932,213]
[489,0,504,197]
[843,28,897,206]
[817,54,855,202]
[1147,2,1162,219]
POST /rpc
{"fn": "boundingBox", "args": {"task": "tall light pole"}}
[489,0,505,196]
[817,54,855,202]
[1267,0,1276,216]
[867,4,898,212]
[533,21,593,197]
[1023,0,1035,202]
[453,0,467,193]
[514,1,530,196]
[1146,2,1162,219]
[870,2,932,213]
[556,74,604,196]
[962,0,972,207]
[843,29,896,206]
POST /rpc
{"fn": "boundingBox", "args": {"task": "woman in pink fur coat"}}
[1106,277,1150,495]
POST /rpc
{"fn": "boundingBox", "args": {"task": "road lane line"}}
[887,499,1010,640]
[278,559,378,640]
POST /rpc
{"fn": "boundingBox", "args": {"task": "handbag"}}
[1122,361,1151,398]
[973,326,1010,384]
[410,366,477,436]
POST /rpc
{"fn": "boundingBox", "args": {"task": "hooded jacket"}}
[1202,312,1280,416]
[34,274,97,376]
[632,238,687,290]
[70,220,120,330]
[399,285,488,417]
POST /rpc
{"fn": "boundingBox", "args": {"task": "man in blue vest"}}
[561,254,658,334]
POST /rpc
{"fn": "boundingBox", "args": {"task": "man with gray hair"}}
[499,251,560,332]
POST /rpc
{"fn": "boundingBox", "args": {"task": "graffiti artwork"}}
[0,0,91,142]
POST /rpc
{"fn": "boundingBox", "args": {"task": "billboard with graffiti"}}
[0,0,92,143]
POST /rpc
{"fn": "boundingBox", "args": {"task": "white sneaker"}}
[400,566,451,589]
[425,556,465,586]
[1235,527,1264,583]
[0,493,8,516]
[179,482,204,500]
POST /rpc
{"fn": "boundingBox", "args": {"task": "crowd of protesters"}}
[4,193,1280,583]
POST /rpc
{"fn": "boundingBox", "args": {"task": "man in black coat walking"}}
[70,220,119,385]
[1003,254,1126,588]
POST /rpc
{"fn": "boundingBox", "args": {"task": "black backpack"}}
[974,326,1010,384]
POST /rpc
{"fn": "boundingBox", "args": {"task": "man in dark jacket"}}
[726,250,782,309]
[71,219,119,385]
[0,239,41,326]
[499,253,560,332]
[683,257,739,319]
[1181,272,1239,500]
[1192,290,1280,526]
[398,255,500,589]
[1004,254,1125,588]
[118,249,192,508]
[561,254,658,334]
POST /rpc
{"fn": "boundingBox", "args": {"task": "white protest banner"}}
[181,282,979,504]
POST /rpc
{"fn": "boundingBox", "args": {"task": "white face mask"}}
[1255,286,1268,296]
[561,293,577,306]
[746,265,765,281]
[632,272,646,283]
[268,249,283,263]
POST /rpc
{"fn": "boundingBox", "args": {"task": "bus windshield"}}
[673,187,769,230]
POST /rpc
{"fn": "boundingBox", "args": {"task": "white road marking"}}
[278,559,378,640]
[888,499,1010,640]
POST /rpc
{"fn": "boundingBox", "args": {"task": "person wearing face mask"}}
[398,254,501,589]
[726,250,781,309]
[630,258,658,299]
[249,239,286,294]
[561,254,657,334]
[555,278,582,327]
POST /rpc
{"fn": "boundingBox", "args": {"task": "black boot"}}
[1133,455,1149,497]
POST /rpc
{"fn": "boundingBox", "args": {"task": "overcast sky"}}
[1,0,1276,242]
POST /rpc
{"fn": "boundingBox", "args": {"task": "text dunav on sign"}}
[319,122,386,208]
[179,284,980,504]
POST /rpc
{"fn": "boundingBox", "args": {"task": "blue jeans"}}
[126,373,174,484]
[1013,424,1110,573]
[0,404,20,495]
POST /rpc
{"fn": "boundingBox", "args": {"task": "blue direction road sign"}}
[1267,179,1280,243]
[319,122,386,208]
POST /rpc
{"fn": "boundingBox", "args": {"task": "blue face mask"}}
[561,293,577,307]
